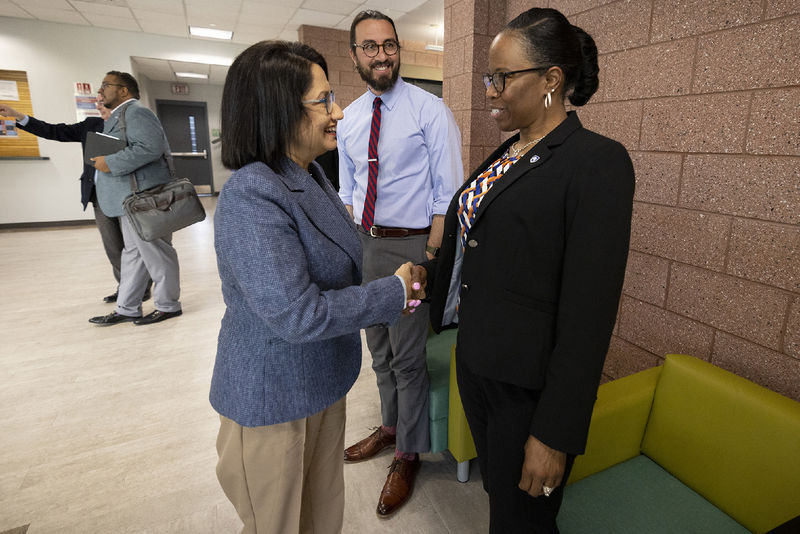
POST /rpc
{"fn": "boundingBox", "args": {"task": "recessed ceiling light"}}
[175,72,209,79]
[189,26,233,40]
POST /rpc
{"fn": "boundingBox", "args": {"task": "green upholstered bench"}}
[559,354,800,534]
[427,328,458,455]
[426,328,478,481]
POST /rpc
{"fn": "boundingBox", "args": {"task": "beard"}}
[355,57,400,93]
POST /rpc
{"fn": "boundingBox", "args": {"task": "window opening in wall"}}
[403,78,442,98]
[188,115,197,152]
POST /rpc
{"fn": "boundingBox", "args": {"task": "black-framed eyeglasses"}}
[352,40,400,58]
[302,91,336,114]
[100,82,125,90]
[482,67,549,93]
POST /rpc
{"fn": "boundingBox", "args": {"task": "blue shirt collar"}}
[368,77,405,111]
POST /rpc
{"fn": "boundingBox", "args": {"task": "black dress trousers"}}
[456,354,576,534]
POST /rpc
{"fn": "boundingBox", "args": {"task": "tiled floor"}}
[0,197,490,533]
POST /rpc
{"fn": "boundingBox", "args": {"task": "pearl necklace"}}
[509,135,545,158]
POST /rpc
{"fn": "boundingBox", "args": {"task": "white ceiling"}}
[0,0,444,45]
[1,0,444,84]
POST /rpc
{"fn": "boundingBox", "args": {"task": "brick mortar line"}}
[591,85,800,106]
[662,312,786,360]
[632,199,800,229]
[607,12,800,54]
[778,295,795,355]
[664,260,674,311]
[636,11,800,50]
[708,329,718,364]
[720,214,735,275]
[611,331,666,363]
[566,0,624,19]
[627,247,800,298]
[711,327,800,363]
[689,35,700,96]
[628,149,800,159]
[635,100,644,151]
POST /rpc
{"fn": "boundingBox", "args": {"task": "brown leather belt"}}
[361,225,431,238]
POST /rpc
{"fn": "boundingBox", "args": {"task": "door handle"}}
[171,150,207,159]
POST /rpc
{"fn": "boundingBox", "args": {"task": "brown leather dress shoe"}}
[344,427,396,463]
[376,455,421,518]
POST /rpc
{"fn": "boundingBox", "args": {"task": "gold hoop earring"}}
[544,89,553,109]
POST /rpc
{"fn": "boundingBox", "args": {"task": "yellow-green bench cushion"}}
[642,355,800,533]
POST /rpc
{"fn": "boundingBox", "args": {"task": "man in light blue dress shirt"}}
[338,10,463,518]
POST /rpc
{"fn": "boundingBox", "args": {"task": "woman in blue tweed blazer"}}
[210,41,417,534]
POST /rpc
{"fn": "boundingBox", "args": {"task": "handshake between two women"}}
[395,262,428,315]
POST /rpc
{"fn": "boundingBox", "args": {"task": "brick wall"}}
[298,24,444,110]
[492,1,799,399]
[443,0,508,179]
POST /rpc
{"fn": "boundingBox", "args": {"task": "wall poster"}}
[0,69,40,157]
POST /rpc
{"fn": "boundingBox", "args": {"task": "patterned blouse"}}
[457,151,519,248]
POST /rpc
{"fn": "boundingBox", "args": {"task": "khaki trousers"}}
[216,398,346,534]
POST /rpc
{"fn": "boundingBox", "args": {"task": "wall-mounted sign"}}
[74,82,100,122]
[171,83,190,95]
[0,80,20,101]
[75,82,92,95]
[0,69,39,156]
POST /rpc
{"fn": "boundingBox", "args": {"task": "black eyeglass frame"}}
[99,82,126,90]
[302,91,336,114]
[482,66,550,93]
[352,40,400,58]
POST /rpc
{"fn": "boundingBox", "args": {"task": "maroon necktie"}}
[361,97,382,232]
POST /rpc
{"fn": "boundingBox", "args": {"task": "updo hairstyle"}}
[505,8,599,106]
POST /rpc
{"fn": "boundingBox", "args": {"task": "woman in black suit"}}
[416,8,635,533]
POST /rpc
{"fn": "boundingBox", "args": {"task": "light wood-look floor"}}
[0,197,490,534]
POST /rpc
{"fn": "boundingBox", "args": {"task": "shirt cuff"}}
[17,115,30,126]
[394,274,408,310]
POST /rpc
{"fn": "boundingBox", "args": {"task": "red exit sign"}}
[171,83,190,95]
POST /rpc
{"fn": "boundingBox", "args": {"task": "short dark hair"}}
[221,40,328,171]
[106,70,140,99]
[505,8,599,106]
[349,10,399,49]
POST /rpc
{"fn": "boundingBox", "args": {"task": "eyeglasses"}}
[352,40,400,58]
[482,67,549,93]
[100,82,125,90]
[302,91,336,114]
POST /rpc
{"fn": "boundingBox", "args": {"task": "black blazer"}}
[425,112,635,454]
[18,116,104,210]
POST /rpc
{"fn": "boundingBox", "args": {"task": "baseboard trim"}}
[0,219,95,231]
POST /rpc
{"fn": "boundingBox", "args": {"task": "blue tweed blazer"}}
[210,159,404,427]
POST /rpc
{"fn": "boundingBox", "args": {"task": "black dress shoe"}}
[89,311,141,326]
[134,309,182,325]
[142,289,152,302]
[103,291,118,303]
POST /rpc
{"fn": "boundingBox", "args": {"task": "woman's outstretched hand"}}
[394,262,427,314]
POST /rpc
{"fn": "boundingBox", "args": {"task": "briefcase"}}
[115,103,206,242]
[123,177,206,241]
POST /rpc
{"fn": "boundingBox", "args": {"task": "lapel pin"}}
[530,155,540,163]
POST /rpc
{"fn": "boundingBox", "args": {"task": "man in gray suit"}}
[338,11,462,517]
[88,71,182,326]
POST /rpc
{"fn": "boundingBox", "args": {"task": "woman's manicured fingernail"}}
[412,282,421,290]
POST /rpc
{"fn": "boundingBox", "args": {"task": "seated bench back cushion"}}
[641,354,800,533]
